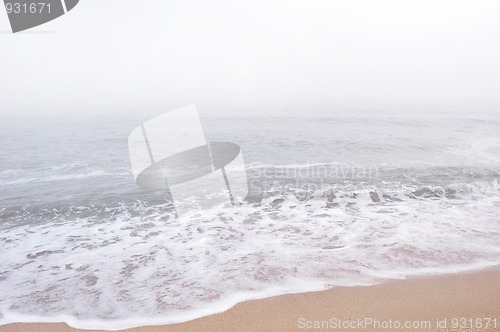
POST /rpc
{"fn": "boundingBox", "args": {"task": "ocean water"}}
[0,111,499,329]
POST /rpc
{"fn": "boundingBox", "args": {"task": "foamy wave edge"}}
[0,262,498,331]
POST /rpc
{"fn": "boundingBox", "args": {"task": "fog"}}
[0,0,499,117]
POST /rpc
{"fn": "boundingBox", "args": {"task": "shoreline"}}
[0,267,499,332]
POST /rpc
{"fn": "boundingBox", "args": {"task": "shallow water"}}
[0,112,499,329]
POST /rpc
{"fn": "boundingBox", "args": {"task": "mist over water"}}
[0,111,499,329]
[1,0,499,328]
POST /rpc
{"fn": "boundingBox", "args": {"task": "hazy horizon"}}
[1,0,499,118]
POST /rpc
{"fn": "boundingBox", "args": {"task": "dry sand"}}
[1,268,499,332]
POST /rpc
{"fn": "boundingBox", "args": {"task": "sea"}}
[0,109,499,329]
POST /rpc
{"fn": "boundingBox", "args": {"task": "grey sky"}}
[0,0,499,117]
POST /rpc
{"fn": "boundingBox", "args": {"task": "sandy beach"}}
[2,0,500,331]
[1,268,498,332]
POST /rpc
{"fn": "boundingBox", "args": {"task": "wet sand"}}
[1,268,499,332]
